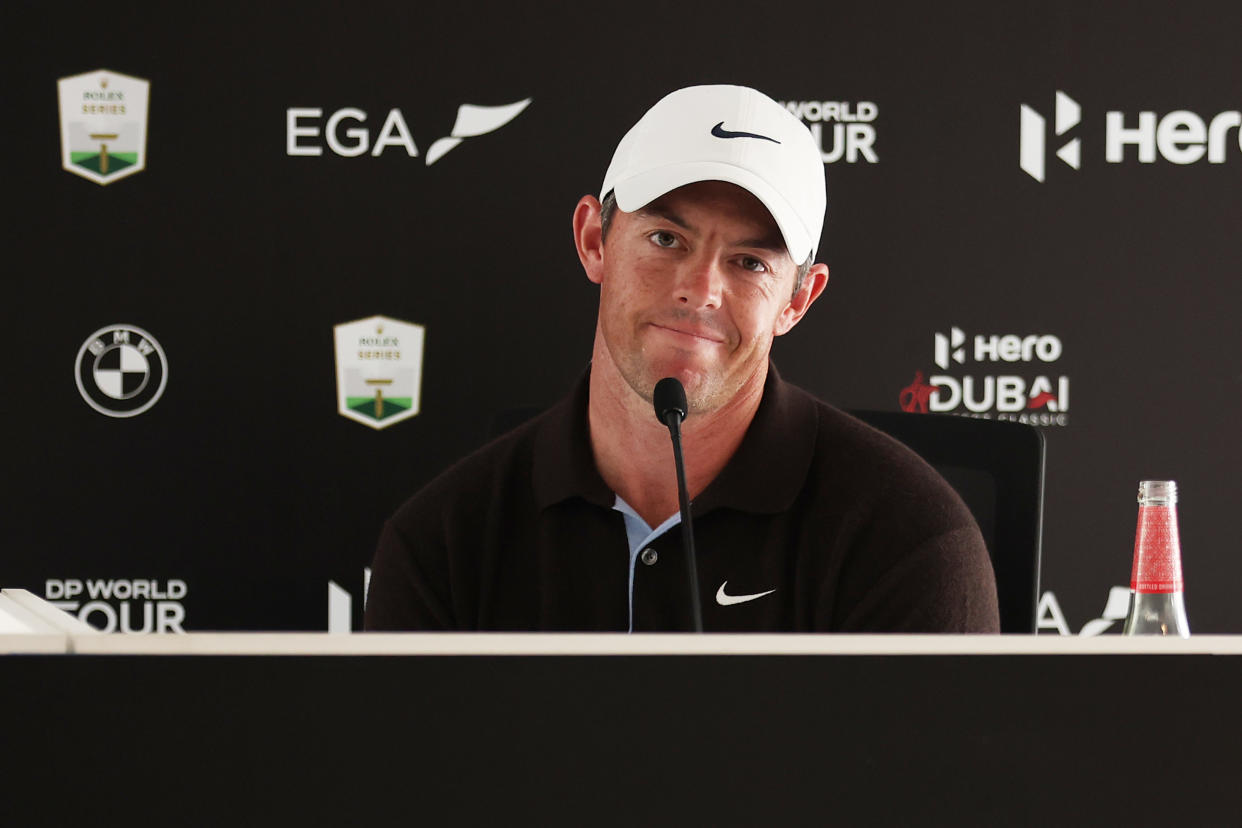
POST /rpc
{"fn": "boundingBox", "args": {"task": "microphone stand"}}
[654,378,703,633]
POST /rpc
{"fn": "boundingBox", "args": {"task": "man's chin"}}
[650,368,731,415]
[640,361,714,397]
[618,362,709,406]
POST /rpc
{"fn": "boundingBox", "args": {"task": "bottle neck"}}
[1130,502,1183,594]
[1138,479,1177,506]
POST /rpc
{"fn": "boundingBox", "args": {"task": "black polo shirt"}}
[365,366,999,632]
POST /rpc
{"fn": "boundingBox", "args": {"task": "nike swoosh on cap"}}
[710,121,781,144]
[715,581,777,606]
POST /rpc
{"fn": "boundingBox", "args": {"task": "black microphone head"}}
[653,377,688,424]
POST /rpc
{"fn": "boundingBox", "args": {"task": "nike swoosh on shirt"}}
[710,122,781,144]
[715,581,777,606]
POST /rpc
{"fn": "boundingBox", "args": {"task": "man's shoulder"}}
[780,381,997,633]
[389,408,548,529]
[782,381,923,466]
[784,381,970,515]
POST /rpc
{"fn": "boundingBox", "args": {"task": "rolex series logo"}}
[58,69,150,185]
[333,316,425,430]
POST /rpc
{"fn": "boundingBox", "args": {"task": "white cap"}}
[600,84,826,263]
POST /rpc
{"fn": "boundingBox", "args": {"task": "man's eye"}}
[740,256,769,273]
[649,231,678,248]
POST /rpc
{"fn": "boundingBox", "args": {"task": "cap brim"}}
[610,161,815,263]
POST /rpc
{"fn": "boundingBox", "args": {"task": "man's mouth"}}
[648,322,725,345]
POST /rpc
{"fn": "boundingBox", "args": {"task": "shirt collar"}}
[532,365,614,510]
[532,362,818,515]
[691,363,818,516]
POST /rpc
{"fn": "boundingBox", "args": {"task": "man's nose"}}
[673,253,724,310]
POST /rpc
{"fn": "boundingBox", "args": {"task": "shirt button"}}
[641,547,659,566]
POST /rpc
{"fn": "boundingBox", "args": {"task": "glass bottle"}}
[1122,480,1190,637]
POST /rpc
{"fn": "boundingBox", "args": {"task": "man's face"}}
[585,181,816,413]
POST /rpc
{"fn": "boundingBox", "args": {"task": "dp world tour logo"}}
[778,99,879,164]
[58,69,149,185]
[75,325,168,417]
[334,315,425,429]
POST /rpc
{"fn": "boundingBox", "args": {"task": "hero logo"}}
[900,325,1070,427]
[1021,90,1242,181]
[287,99,530,165]
[1019,92,1081,182]
[779,100,878,163]
[45,578,187,633]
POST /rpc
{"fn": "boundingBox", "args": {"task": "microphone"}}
[653,376,688,426]
[653,377,703,633]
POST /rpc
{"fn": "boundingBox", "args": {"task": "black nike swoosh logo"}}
[711,122,781,144]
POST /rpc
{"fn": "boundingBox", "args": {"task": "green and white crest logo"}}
[334,315,425,429]
[57,69,149,185]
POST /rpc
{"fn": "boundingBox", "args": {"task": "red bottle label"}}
[1130,505,1184,593]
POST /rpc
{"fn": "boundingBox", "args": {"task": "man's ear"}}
[774,263,830,336]
[573,195,605,285]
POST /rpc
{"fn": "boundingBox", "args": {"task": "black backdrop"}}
[6,0,1241,633]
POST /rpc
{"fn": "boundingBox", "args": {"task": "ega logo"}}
[287,99,531,165]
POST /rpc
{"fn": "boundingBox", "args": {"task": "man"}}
[365,85,998,632]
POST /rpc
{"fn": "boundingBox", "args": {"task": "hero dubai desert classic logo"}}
[75,325,168,417]
[58,69,149,185]
[287,98,531,164]
[334,315,425,429]
[899,326,1070,427]
[778,99,878,164]
[45,578,187,633]
[1020,90,1242,182]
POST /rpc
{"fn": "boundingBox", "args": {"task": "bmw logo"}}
[75,324,168,417]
